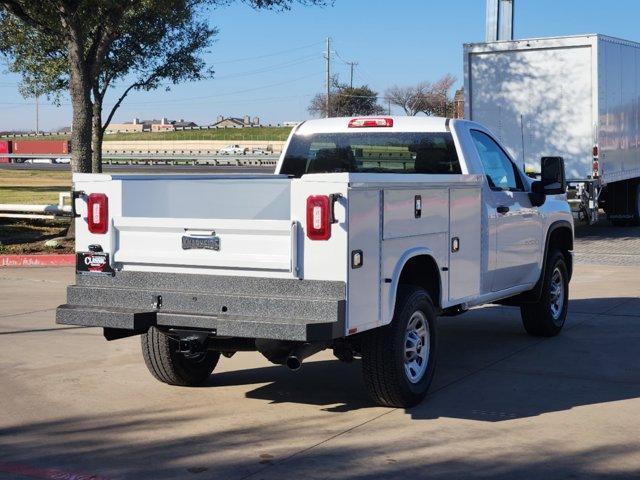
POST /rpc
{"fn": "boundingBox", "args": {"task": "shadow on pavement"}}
[1,300,639,479]
[208,299,640,422]
[1,407,638,480]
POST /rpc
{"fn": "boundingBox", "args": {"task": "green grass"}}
[0,170,70,204]
[1,126,293,143]
[0,186,69,204]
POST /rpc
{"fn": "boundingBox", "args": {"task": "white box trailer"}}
[464,34,640,225]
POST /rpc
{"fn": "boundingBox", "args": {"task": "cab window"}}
[470,130,523,191]
[280,132,461,177]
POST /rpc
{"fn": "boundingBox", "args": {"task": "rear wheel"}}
[141,327,220,386]
[361,286,437,408]
[521,250,569,337]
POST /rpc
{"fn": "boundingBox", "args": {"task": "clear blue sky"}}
[1,0,640,131]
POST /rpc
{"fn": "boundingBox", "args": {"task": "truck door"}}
[470,130,542,291]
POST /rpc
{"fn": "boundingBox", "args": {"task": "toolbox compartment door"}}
[346,189,381,333]
[448,186,482,302]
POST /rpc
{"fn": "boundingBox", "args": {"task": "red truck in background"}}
[0,139,70,163]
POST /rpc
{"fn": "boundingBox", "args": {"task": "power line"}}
[0,72,323,107]
[212,53,319,80]
[124,92,315,108]
[213,40,324,65]
[122,72,323,106]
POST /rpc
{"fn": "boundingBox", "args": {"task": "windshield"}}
[280,131,461,177]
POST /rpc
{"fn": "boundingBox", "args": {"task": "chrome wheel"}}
[550,267,565,323]
[404,310,430,383]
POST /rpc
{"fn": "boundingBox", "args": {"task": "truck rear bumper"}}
[56,271,346,342]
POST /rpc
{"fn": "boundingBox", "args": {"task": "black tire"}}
[361,286,437,408]
[520,250,569,337]
[141,326,220,386]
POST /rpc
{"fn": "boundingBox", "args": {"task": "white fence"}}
[0,192,72,220]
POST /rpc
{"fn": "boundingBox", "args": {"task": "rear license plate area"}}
[76,252,114,276]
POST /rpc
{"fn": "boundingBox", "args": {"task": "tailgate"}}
[73,174,297,276]
[114,217,297,272]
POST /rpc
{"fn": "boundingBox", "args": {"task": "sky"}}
[2,0,640,131]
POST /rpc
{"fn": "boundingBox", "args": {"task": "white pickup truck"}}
[57,116,574,408]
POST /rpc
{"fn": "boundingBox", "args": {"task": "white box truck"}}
[464,34,640,225]
[57,116,573,408]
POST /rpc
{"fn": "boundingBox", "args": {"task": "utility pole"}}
[325,37,331,118]
[347,61,358,88]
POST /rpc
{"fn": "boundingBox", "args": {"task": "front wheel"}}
[141,327,220,386]
[520,250,569,337]
[361,286,437,408]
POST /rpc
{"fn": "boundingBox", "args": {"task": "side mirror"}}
[529,181,546,207]
[529,156,566,207]
[540,156,567,194]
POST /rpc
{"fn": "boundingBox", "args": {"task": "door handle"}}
[497,206,510,214]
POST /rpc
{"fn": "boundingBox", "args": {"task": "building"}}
[210,115,260,128]
[150,118,175,132]
[105,117,198,134]
[173,119,198,129]
[453,88,465,119]
[105,118,144,133]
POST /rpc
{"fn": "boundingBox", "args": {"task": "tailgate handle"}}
[497,205,510,214]
[71,190,85,218]
[329,193,342,224]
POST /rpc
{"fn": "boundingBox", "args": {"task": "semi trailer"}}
[0,139,71,163]
[464,34,640,225]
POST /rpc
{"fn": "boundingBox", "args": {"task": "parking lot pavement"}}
[575,223,640,266]
[1,263,639,480]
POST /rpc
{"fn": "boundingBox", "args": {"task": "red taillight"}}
[592,145,599,157]
[87,193,108,234]
[306,195,331,240]
[348,117,393,128]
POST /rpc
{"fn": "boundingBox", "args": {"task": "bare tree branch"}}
[101,74,158,133]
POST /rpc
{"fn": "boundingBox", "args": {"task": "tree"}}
[384,74,457,117]
[308,81,384,117]
[419,74,456,117]
[0,0,328,173]
[384,82,429,116]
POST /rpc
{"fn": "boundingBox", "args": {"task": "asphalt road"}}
[0,163,275,174]
[1,261,639,479]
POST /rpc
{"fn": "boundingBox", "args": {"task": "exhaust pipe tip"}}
[285,356,302,371]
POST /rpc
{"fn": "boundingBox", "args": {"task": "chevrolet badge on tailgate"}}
[181,233,220,251]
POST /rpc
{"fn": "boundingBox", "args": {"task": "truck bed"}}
[59,171,483,340]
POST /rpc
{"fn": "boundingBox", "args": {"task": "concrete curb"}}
[0,254,75,267]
